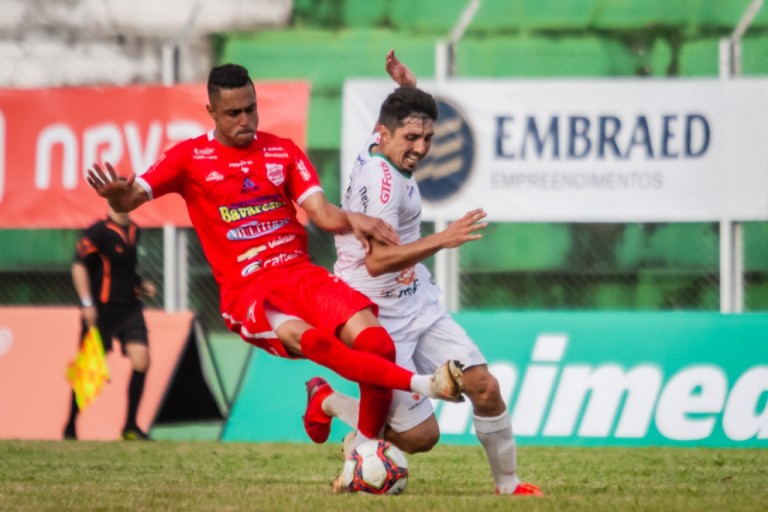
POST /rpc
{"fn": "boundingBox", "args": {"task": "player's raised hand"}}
[440,209,488,249]
[348,211,400,253]
[385,50,417,87]
[86,162,134,197]
[86,162,146,212]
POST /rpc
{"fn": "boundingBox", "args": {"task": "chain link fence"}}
[2,217,766,334]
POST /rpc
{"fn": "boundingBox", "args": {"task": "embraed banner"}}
[342,79,768,222]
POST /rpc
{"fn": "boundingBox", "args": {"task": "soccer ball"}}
[342,439,409,495]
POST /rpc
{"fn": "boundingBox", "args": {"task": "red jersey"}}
[136,130,322,315]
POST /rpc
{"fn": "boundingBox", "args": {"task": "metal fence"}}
[1,218,766,334]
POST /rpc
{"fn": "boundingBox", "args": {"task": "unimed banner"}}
[0,82,310,228]
[222,312,768,447]
[342,79,768,222]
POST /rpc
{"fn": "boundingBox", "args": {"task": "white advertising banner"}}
[341,79,768,222]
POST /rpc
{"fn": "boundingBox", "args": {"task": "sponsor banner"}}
[0,307,192,440]
[222,312,768,447]
[342,79,768,222]
[0,82,309,228]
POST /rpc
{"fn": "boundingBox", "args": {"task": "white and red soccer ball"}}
[342,439,409,495]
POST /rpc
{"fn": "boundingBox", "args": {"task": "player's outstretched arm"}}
[86,162,149,213]
[365,209,487,277]
[301,191,399,252]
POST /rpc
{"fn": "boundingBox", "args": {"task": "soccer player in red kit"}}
[85,64,464,479]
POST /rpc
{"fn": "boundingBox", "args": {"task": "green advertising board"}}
[222,312,768,447]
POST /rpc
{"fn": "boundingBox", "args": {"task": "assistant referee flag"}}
[66,326,110,410]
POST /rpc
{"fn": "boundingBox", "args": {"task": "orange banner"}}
[0,82,310,228]
[0,307,193,440]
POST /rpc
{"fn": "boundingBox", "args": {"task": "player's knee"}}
[395,430,439,455]
[464,367,503,411]
[385,419,440,454]
[133,358,149,373]
[298,329,330,361]
[354,326,396,362]
[126,343,150,372]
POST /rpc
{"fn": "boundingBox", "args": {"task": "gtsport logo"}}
[380,161,392,203]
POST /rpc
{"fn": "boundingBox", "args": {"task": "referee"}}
[64,206,156,441]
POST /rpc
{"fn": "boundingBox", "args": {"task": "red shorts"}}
[223,259,376,358]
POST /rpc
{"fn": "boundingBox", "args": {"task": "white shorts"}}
[380,300,486,432]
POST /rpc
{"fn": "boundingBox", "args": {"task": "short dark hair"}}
[207,64,253,102]
[378,86,439,132]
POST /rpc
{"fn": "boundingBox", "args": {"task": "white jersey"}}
[334,134,441,322]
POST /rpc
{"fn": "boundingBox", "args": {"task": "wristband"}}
[81,298,94,308]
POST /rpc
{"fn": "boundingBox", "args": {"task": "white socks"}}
[321,392,359,429]
[409,375,433,397]
[473,409,520,494]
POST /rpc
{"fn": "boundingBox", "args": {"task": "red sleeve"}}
[140,140,189,199]
[285,139,322,203]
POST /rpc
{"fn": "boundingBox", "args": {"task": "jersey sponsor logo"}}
[205,171,224,182]
[416,97,474,202]
[266,146,285,151]
[358,186,369,213]
[395,267,416,285]
[218,199,286,223]
[380,161,392,203]
[193,147,217,160]
[229,160,254,173]
[265,152,289,158]
[261,250,304,269]
[238,234,297,262]
[297,159,312,181]
[241,250,304,275]
[267,163,284,186]
[237,244,266,262]
[380,269,420,299]
[405,184,415,198]
[268,233,296,249]
[226,218,289,241]
[241,177,259,193]
[241,260,262,276]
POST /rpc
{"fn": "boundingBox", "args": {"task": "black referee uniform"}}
[74,217,149,352]
[64,215,151,440]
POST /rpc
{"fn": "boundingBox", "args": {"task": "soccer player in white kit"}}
[303,52,542,496]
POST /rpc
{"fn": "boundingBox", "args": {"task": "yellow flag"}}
[65,326,110,411]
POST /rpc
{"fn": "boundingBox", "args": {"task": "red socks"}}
[299,328,411,390]
[300,327,410,438]
[352,327,394,439]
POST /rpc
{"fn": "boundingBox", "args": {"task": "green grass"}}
[1,441,766,511]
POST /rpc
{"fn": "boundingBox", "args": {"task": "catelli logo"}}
[416,98,474,203]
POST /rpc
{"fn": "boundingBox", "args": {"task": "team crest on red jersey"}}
[267,163,284,186]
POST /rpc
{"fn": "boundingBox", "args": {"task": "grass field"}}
[1,440,765,511]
